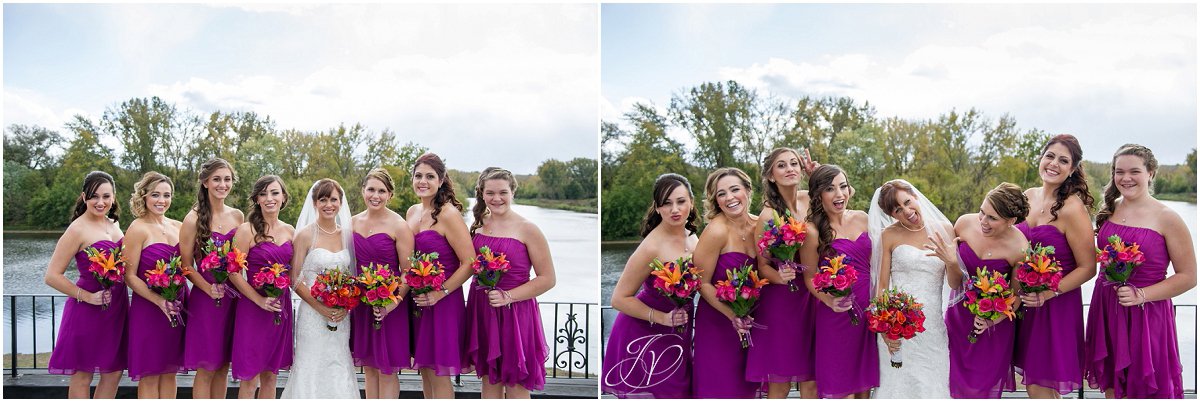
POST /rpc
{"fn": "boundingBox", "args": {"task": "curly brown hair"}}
[1040,134,1094,222]
[129,172,173,218]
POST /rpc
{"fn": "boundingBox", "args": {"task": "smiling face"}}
[411,163,441,200]
[888,189,923,228]
[1112,154,1153,199]
[316,190,342,220]
[977,199,1014,237]
[481,178,514,215]
[1039,142,1076,186]
[257,181,286,215]
[84,182,116,218]
[819,172,851,214]
[714,174,750,217]
[144,181,173,217]
[768,150,803,188]
[362,177,392,212]
[204,167,234,201]
[657,184,693,229]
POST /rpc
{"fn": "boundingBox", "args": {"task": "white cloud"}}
[4,89,92,132]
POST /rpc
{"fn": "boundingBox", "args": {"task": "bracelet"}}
[1136,288,1148,305]
[75,288,82,302]
[648,309,655,327]
[442,288,450,296]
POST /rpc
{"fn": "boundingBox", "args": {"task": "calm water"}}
[4,202,600,375]
[602,200,1197,389]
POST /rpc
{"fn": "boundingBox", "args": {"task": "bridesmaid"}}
[693,167,761,398]
[180,158,244,399]
[122,172,187,398]
[1013,135,1095,398]
[601,173,698,398]
[405,153,473,398]
[932,183,1028,398]
[44,171,127,398]
[229,175,296,399]
[799,164,877,399]
[1084,144,1195,398]
[467,167,556,398]
[351,168,415,399]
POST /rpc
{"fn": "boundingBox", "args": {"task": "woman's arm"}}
[493,221,556,304]
[227,224,279,313]
[696,221,740,321]
[180,211,218,299]
[1125,208,1197,304]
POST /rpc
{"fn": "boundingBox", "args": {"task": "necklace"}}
[898,221,925,232]
[316,221,338,235]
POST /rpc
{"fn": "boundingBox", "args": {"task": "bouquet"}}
[813,254,861,325]
[84,244,125,310]
[757,210,807,291]
[358,263,402,329]
[471,246,511,290]
[197,238,248,307]
[649,256,701,333]
[144,255,189,327]
[406,251,446,318]
[714,263,769,348]
[1015,244,1063,309]
[866,288,927,368]
[310,267,361,331]
[962,266,1016,343]
[1096,234,1145,287]
[251,262,290,325]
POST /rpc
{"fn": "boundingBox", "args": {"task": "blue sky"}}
[5,3,599,175]
[602,3,1197,164]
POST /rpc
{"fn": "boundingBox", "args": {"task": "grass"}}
[1156,193,1197,203]
[515,198,597,214]
[2,352,52,369]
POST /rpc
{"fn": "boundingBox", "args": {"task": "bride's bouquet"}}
[406,251,446,318]
[757,210,807,291]
[714,263,769,348]
[358,263,402,329]
[866,288,926,368]
[251,262,291,325]
[144,255,189,327]
[311,266,361,331]
[813,254,861,325]
[83,244,125,310]
[649,256,701,333]
[197,238,248,307]
[962,266,1016,343]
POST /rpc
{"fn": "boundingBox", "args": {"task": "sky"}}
[4,3,599,175]
[602,3,1197,164]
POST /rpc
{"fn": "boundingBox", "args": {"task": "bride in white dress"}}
[868,179,953,399]
[282,179,360,399]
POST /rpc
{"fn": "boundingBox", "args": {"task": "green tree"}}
[669,81,755,170]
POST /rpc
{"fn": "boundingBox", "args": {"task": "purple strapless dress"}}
[1013,222,1084,394]
[813,232,878,398]
[350,232,413,374]
[946,241,1016,398]
[183,228,237,372]
[230,241,294,381]
[1084,222,1183,398]
[692,252,759,398]
[745,253,816,384]
[602,273,692,398]
[412,230,468,375]
[48,239,129,375]
[126,243,188,380]
[466,234,550,390]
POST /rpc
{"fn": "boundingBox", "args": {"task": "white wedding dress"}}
[280,248,360,399]
[874,245,951,399]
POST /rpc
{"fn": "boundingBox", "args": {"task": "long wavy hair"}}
[71,171,121,222]
[129,172,173,219]
[193,158,236,259]
[1040,134,1094,222]
[760,147,803,214]
[413,153,463,227]
[248,175,289,245]
[470,167,518,235]
[640,173,699,238]
[1095,144,1159,231]
[702,167,753,221]
[806,164,846,257]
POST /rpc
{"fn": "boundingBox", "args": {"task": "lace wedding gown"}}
[875,245,951,398]
[280,248,360,399]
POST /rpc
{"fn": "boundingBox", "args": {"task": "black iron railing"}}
[4,294,598,381]
[600,303,1198,397]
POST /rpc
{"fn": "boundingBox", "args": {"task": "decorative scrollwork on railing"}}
[554,310,588,376]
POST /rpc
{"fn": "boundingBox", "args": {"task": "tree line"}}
[5,96,598,230]
[602,80,1197,240]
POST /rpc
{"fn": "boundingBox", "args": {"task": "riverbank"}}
[515,198,597,214]
[1157,193,1197,203]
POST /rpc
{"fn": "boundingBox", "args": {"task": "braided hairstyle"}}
[1040,134,1094,222]
[986,183,1030,224]
[71,171,121,222]
[413,153,463,227]
[640,173,699,238]
[248,175,289,245]
[1095,144,1158,231]
[470,167,518,235]
[193,158,236,259]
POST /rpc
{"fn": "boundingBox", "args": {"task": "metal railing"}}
[600,303,1198,397]
[4,294,598,381]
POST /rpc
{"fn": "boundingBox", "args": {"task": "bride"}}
[868,179,953,398]
[281,179,361,399]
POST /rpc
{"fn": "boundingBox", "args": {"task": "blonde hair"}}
[702,167,753,221]
[129,171,174,218]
